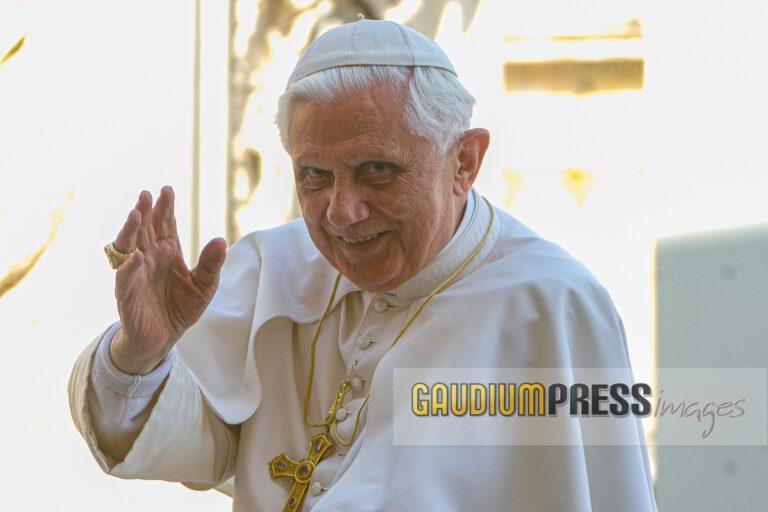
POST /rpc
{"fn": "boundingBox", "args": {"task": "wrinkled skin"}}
[107,79,489,379]
[289,80,490,292]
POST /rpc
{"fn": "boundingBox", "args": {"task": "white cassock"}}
[69,188,658,511]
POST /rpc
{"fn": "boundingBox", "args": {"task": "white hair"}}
[275,65,476,155]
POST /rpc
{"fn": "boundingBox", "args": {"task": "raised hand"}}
[109,186,227,375]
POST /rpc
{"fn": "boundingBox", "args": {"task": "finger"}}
[114,209,140,254]
[136,190,154,251]
[191,237,227,294]
[115,249,145,296]
[153,186,174,240]
[166,192,187,278]
[159,189,187,274]
[166,187,181,244]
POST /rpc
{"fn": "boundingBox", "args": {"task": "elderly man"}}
[69,19,657,512]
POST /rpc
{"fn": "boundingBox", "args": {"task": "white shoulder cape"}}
[174,202,658,511]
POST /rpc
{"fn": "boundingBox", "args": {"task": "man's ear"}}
[453,128,490,196]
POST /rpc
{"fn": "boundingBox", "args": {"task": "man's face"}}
[288,81,463,292]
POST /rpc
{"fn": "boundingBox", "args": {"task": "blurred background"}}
[1,0,766,510]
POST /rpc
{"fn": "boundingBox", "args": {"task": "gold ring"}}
[104,242,134,269]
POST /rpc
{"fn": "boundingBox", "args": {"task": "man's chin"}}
[337,263,401,293]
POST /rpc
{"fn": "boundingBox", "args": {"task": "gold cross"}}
[268,431,334,512]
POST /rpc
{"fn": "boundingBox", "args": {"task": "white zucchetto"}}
[286,18,457,88]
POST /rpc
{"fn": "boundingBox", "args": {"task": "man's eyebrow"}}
[342,155,388,168]
[341,146,405,167]
[291,140,326,156]
[292,149,324,168]
[292,140,405,167]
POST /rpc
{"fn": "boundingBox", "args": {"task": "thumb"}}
[191,237,227,293]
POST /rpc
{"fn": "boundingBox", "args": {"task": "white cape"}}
[71,193,657,511]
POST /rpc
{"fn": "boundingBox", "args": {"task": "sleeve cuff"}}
[93,321,177,398]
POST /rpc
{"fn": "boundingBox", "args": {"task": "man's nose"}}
[326,182,369,231]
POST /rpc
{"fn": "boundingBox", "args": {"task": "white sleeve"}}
[69,324,239,488]
[86,321,176,464]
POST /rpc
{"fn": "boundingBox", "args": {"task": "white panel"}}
[655,223,768,510]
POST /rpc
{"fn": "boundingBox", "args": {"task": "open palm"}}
[111,187,227,375]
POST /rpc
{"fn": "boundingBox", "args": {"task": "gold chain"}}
[303,197,496,446]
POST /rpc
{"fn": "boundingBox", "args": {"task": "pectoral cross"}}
[268,431,334,512]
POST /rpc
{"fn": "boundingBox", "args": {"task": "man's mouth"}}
[342,232,381,244]
[336,230,390,245]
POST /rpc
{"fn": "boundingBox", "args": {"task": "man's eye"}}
[304,167,327,179]
[299,167,331,189]
[363,161,395,176]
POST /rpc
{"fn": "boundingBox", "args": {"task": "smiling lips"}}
[338,230,387,245]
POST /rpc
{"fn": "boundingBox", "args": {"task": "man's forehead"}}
[289,85,413,151]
